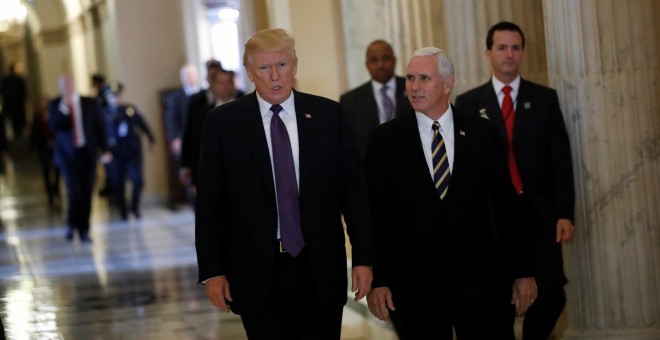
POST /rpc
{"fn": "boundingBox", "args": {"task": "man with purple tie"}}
[195,28,374,339]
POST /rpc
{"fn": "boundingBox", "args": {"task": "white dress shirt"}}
[416,107,455,179]
[371,77,397,124]
[492,75,521,110]
[58,94,86,148]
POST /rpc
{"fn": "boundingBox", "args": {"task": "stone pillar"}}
[441,0,547,96]
[339,0,437,91]
[543,0,660,339]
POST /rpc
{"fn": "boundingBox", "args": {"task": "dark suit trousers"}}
[504,193,567,339]
[390,289,512,340]
[240,249,343,340]
[60,149,96,234]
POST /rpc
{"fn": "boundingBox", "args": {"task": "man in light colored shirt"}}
[49,74,111,243]
[365,47,537,339]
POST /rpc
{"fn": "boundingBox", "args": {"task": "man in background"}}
[340,40,411,159]
[49,74,111,242]
[1,63,28,139]
[165,64,200,160]
[180,63,244,197]
[455,21,575,339]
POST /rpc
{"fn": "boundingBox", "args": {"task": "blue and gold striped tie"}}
[432,121,450,200]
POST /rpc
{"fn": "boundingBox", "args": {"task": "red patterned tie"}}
[502,85,523,194]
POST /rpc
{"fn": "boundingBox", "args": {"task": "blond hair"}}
[243,28,297,67]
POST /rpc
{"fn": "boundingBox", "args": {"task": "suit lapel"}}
[399,113,441,202]
[239,93,276,199]
[358,83,380,127]
[293,92,316,196]
[513,78,533,142]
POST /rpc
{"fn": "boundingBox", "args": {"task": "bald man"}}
[340,40,412,160]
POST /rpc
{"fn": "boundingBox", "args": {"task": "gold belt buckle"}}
[279,240,286,253]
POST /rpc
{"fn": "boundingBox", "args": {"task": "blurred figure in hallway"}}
[0,63,28,139]
[107,83,156,220]
[30,97,60,206]
[92,73,116,197]
[49,74,111,242]
[180,63,244,198]
[165,64,200,161]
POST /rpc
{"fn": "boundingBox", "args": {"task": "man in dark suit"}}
[196,28,374,339]
[49,74,111,242]
[455,21,575,339]
[180,66,244,196]
[0,63,28,139]
[165,64,200,160]
[340,40,412,159]
[365,47,537,339]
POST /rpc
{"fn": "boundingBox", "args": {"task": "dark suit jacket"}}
[365,107,534,307]
[340,76,412,159]
[454,78,574,290]
[181,90,244,185]
[195,90,375,316]
[48,96,107,168]
[164,88,192,142]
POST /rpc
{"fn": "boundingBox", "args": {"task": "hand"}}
[204,276,233,312]
[351,266,373,301]
[367,287,395,321]
[100,152,113,164]
[171,138,181,155]
[556,218,575,243]
[179,167,191,186]
[511,277,537,315]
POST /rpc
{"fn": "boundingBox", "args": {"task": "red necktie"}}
[68,103,78,145]
[502,85,523,194]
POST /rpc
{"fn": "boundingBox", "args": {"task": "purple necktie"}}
[270,104,304,256]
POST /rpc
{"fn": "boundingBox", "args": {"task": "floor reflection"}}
[0,138,397,339]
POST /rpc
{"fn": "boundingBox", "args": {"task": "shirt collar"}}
[415,105,454,134]
[371,76,396,93]
[257,92,296,118]
[491,75,521,95]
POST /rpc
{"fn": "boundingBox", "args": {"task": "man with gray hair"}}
[195,28,374,339]
[165,64,200,159]
[364,47,536,339]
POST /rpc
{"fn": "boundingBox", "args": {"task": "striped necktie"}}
[432,121,450,200]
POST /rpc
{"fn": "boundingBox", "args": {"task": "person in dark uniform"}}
[92,73,116,197]
[107,86,155,220]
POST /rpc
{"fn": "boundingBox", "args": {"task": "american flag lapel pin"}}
[459,130,466,136]
[524,102,531,109]
[305,113,312,119]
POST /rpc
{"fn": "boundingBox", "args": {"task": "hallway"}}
[0,138,397,339]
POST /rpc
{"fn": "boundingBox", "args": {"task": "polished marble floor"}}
[0,138,398,339]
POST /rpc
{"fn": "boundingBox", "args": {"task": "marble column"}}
[339,0,436,91]
[441,0,547,96]
[543,1,660,339]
